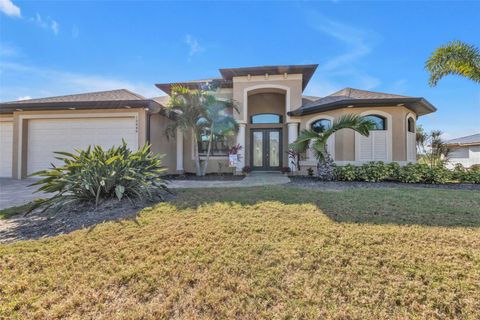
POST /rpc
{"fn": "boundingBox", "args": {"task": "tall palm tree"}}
[426,41,480,86]
[165,85,238,176]
[289,114,374,180]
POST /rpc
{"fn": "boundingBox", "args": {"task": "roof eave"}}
[288,98,437,116]
[0,99,162,114]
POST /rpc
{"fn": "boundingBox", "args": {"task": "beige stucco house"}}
[0,64,436,179]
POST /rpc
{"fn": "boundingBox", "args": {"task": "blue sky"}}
[0,1,478,139]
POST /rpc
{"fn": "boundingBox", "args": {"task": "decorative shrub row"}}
[334,162,480,184]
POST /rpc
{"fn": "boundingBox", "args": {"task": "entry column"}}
[287,122,299,172]
[236,123,246,174]
[176,127,184,173]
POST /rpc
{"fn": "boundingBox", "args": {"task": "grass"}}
[0,186,479,319]
[0,202,35,219]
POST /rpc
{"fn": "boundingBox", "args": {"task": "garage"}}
[0,121,13,177]
[27,116,139,175]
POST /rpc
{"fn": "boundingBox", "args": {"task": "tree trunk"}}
[317,145,335,181]
[201,127,214,176]
[192,133,202,176]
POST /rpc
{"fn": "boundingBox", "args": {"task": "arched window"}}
[363,115,386,130]
[310,119,332,133]
[251,113,282,124]
[407,117,415,133]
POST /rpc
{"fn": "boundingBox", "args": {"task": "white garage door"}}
[27,117,138,175]
[0,121,13,177]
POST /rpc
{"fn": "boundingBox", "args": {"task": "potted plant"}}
[242,165,252,176]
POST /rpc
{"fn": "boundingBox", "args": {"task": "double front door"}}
[251,129,282,171]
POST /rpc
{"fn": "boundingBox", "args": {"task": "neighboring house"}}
[0,64,436,179]
[445,133,480,169]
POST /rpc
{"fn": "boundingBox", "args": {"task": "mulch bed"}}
[288,176,480,191]
[165,173,245,181]
[0,192,174,243]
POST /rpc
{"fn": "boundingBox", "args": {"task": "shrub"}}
[335,164,357,181]
[29,142,167,213]
[306,167,314,177]
[281,166,291,174]
[397,163,427,183]
[465,168,480,184]
[386,162,401,180]
[242,166,252,174]
[423,166,451,184]
[356,161,389,182]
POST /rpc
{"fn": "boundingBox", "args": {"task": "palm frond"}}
[426,40,480,86]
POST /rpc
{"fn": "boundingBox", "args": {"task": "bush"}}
[242,166,252,174]
[397,163,427,183]
[423,166,451,184]
[335,164,357,181]
[386,162,401,180]
[453,164,480,183]
[29,142,167,213]
[356,161,389,182]
[306,167,314,177]
[281,167,291,174]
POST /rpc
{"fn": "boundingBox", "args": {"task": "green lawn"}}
[1,186,479,319]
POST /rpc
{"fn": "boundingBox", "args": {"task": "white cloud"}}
[304,11,381,96]
[184,34,205,57]
[30,13,59,35]
[0,42,18,57]
[0,0,21,17]
[51,20,59,35]
[17,95,31,101]
[0,62,160,102]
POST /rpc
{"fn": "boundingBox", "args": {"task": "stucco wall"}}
[149,114,177,174]
[232,74,303,123]
[292,106,416,162]
[182,128,235,174]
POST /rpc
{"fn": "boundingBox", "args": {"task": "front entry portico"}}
[250,128,282,171]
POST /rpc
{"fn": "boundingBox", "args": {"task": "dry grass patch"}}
[0,186,479,319]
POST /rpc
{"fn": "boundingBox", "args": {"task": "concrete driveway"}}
[0,178,44,210]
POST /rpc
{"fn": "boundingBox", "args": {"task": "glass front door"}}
[251,129,282,171]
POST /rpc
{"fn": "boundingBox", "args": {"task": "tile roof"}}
[2,89,145,104]
[290,87,436,117]
[446,133,480,145]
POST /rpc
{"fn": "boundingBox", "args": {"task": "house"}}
[445,133,480,169]
[0,64,437,179]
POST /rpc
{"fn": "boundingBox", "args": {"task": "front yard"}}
[1,186,479,319]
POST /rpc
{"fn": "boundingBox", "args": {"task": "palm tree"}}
[289,114,374,180]
[165,85,238,176]
[426,41,480,86]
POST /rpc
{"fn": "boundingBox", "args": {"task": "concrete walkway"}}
[0,179,44,210]
[168,172,290,189]
[0,173,290,210]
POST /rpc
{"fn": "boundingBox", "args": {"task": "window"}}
[310,119,332,133]
[363,115,386,130]
[251,113,282,124]
[198,129,229,156]
[407,117,415,133]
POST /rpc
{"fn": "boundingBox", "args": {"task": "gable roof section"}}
[446,133,480,146]
[156,64,319,94]
[0,89,163,114]
[289,87,436,117]
[155,78,232,95]
[219,64,318,90]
